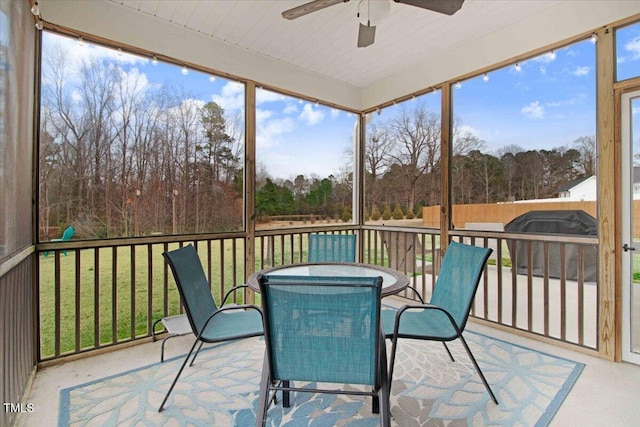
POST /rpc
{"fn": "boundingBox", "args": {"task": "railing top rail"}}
[451,229,598,244]
[363,224,439,234]
[37,231,247,251]
[255,224,357,237]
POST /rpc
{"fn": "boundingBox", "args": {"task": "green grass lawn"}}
[38,242,248,357]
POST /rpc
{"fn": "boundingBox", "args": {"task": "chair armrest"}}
[381,285,425,303]
[393,303,462,337]
[221,284,251,306]
[195,304,263,339]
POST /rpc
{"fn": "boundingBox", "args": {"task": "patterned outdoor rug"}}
[59,331,583,426]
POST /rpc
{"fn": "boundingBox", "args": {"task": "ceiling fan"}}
[281,0,465,48]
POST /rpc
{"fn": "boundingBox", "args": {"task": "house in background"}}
[556,176,597,201]
[555,168,640,201]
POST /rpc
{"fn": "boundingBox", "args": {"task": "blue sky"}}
[43,24,640,179]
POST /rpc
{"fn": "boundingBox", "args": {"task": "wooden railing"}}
[451,229,599,350]
[37,234,247,361]
[37,225,599,361]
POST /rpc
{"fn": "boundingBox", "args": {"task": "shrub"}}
[370,207,381,221]
[341,206,352,222]
[392,205,404,219]
[382,205,392,220]
[406,209,414,219]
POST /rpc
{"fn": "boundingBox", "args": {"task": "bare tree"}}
[573,136,596,176]
[388,104,441,208]
[496,144,524,201]
[365,122,394,211]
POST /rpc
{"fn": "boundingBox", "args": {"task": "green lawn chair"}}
[43,226,75,257]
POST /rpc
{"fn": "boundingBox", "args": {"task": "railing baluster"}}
[578,245,585,346]
[526,241,533,331]
[112,246,117,344]
[207,240,213,288]
[94,248,100,348]
[130,245,136,340]
[54,252,61,358]
[511,240,518,328]
[483,237,489,320]
[147,243,153,336]
[497,237,503,324]
[220,239,226,300]
[75,249,81,352]
[560,244,567,341]
[543,242,550,337]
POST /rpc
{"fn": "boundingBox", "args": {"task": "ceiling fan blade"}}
[394,0,465,15]
[357,23,376,48]
[282,0,350,20]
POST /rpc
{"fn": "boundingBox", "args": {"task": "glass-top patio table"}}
[247,263,409,297]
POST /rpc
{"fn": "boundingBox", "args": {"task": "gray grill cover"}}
[504,210,597,282]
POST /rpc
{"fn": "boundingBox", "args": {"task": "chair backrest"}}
[259,274,382,386]
[308,233,356,262]
[430,241,492,331]
[163,244,217,335]
[61,226,75,240]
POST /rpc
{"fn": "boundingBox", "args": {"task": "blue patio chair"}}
[308,233,356,262]
[256,274,390,427]
[382,241,498,404]
[158,244,264,412]
[42,225,75,257]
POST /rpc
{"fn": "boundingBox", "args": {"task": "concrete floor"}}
[17,315,640,427]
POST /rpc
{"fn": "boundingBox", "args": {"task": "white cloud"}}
[545,93,586,108]
[256,108,295,148]
[283,103,298,115]
[256,117,295,148]
[571,66,591,76]
[118,67,151,97]
[625,36,640,59]
[330,108,340,118]
[521,101,545,119]
[533,52,556,64]
[298,103,325,126]
[211,81,244,111]
[44,33,147,75]
[457,125,481,138]
[256,108,274,122]
[256,89,286,104]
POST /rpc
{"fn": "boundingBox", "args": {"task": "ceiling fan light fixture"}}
[357,23,376,48]
[358,0,390,26]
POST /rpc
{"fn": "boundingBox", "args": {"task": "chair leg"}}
[388,334,400,394]
[189,341,205,367]
[158,337,201,412]
[442,342,455,362]
[255,355,271,427]
[161,337,168,362]
[378,329,391,427]
[282,381,290,407]
[458,334,498,405]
